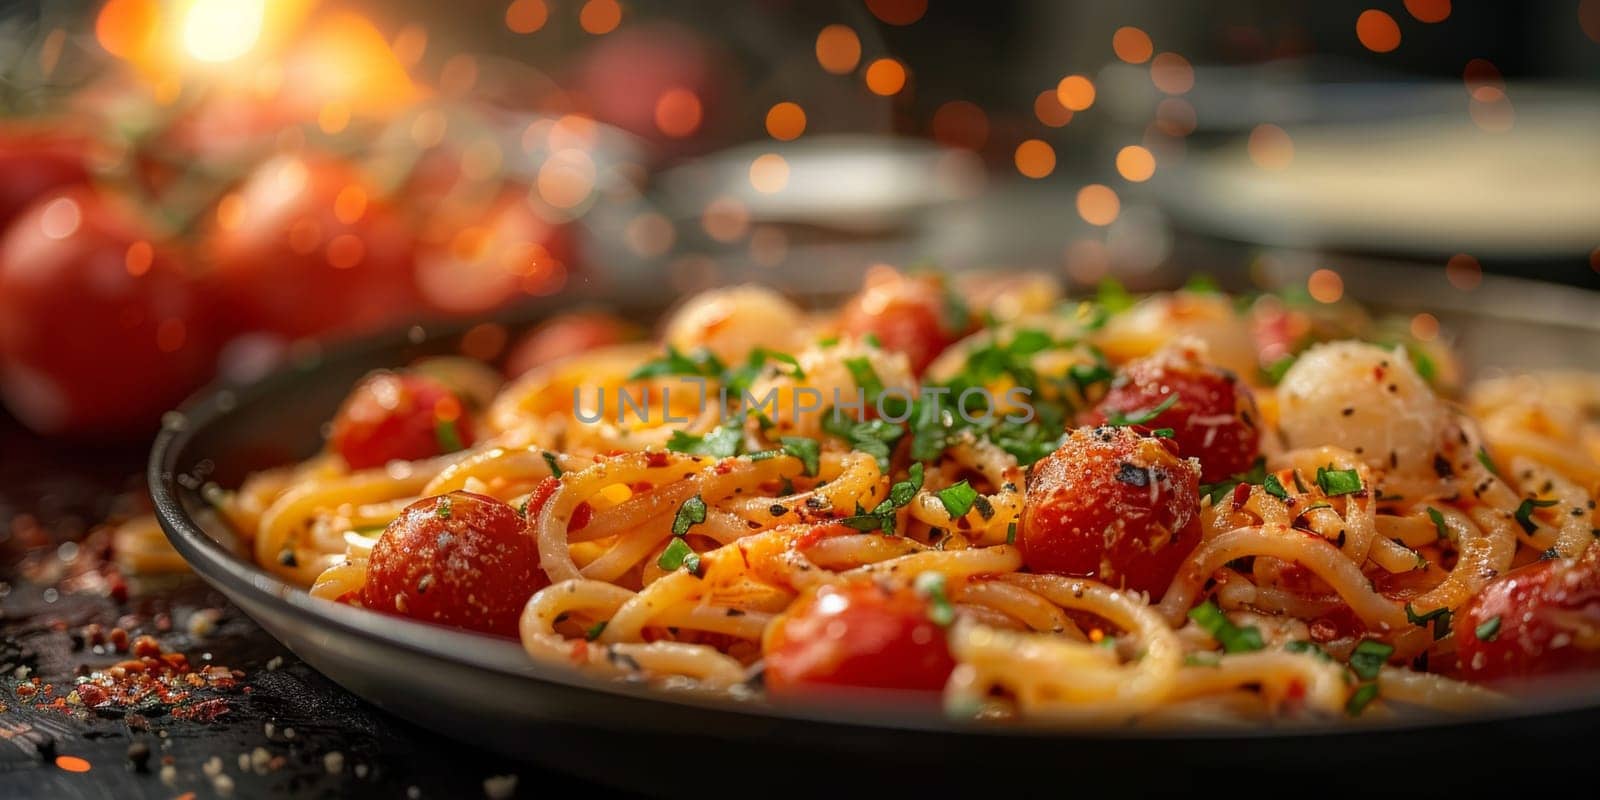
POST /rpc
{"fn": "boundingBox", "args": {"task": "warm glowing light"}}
[749,154,790,193]
[1308,269,1344,303]
[334,186,367,225]
[816,25,862,75]
[1463,59,1504,99]
[1469,88,1514,132]
[702,197,750,242]
[765,102,807,141]
[125,241,154,276]
[506,0,549,33]
[580,0,623,35]
[412,109,449,148]
[865,58,907,95]
[1112,27,1154,64]
[1356,10,1401,53]
[183,0,266,63]
[215,193,244,230]
[286,13,417,115]
[1410,313,1440,341]
[317,102,350,134]
[867,0,927,26]
[1055,75,1095,111]
[1155,98,1197,136]
[1445,254,1482,290]
[392,24,428,67]
[1404,0,1450,23]
[462,140,503,181]
[1033,91,1072,127]
[95,0,158,60]
[40,197,80,240]
[654,88,703,138]
[54,756,92,773]
[625,212,675,257]
[931,101,989,150]
[537,149,597,209]
[1115,145,1156,182]
[549,114,600,150]
[1150,53,1194,95]
[1076,184,1120,226]
[1014,139,1056,179]
[1247,124,1294,170]
[326,234,365,269]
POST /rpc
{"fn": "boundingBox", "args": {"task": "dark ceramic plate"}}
[151,270,1600,795]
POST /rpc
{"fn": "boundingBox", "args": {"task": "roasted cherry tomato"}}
[1456,547,1600,685]
[504,311,636,377]
[1019,426,1203,595]
[329,372,474,470]
[0,131,89,231]
[362,491,548,637]
[0,188,216,436]
[204,154,418,341]
[1086,345,1261,482]
[837,266,968,376]
[763,581,955,698]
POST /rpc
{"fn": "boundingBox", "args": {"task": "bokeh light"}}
[183,0,265,63]
[1469,88,1514,132]
[1076,184,1120,226]
[1404,0,1451,23]
[625,212,675,258]
[1463,59,1504,98]
[1155,98,1197,136]
[749,153,790,193]
[537,149,597,209]
[654,88,703,138]
[702,197,750,242]
[1033,91,1073,127]
[816,25,862,75]
[1056,75,1096,111]
[1115,145,1156,182]
[867,0,928,26]
[124,241,153,276]
[1308,269,1344,303]
[1112,27,1154,64]
[1410,313,1440,341]
[931,101,989,150]
[1356,10,1401,53]
[766,102,807,141]
[865,58,907,95]
[1014,139,1055,179]
[1149,53,1194,95]
[1247,124,1294,170]
[579,0,622,35]
[505,0,549,34]
[1445,254,1482,290]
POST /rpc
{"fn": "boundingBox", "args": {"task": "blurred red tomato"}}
[0,188,216,436]
[504,311,636,377]
[204,154,419,341]
[413,191,572,315]
[0,130,90,233]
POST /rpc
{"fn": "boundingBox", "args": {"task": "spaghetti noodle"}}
[205,271,1600,725]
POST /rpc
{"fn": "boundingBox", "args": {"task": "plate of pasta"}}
[150,264,1600,791]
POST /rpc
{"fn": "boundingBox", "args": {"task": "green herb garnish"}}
[1188,601,1264,653]
[671,495,707,536]
[937,481,980,519]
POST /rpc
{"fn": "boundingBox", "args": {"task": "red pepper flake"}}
[645,452,670,468]
[131,635,161,659]
[1230,481,1252,510]
[108,628,129,653]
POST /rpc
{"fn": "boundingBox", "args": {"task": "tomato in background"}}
[573,24,724,150]
[203,154,419,341]
[329,371,475,471]
[0,188,216,436]
[503,311,637,377]
[838,266,969,376]
[0,130,90,233]
[413,191,572,315]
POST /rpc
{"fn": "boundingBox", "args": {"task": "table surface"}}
[0,416,628,799]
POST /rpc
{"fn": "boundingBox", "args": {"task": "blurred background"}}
[0,0,1597,443]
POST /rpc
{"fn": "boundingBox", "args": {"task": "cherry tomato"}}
[362,491,548,637]
[329,372,474,470]
[0,130,89,232]
[1086,345,1261,482]
[838,267,967,375]
[413,191,571,315]
[204,154,418,341]
[0,188,216,436]
[504,311,636,377]
[764,581,955,698]
[1456,547,1600,685]
[1019,426,1203,595]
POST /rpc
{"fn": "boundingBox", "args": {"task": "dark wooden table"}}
[0,415,627,799]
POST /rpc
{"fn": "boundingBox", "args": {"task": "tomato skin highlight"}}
[1086,346,1261,483]
[329,372,474,470]
[1019,426,1203,596]
[1456,547,1600,685]
[763,581,955,698]
[0,187,215,436]
[0,131,89,231]
[838,267,965,376]
[361,491,549,637]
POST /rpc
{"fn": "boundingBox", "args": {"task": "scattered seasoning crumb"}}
[264,722,275,738]
[281,726,295,740]
[109,628,129,652]
[237,753,250,772]
[187,609,223,639]
[264,656,284,671]
[323,751,345,774]
[213,773,235,796]
[160,764,177,786]
[250,747,271,774]
[126,740,151,772]
[203,755,224,777]
[354,763,370,779]
[484,774,519,799]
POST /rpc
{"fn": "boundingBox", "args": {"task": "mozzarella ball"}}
[1276,341,1445,475]
[662,285,807,364]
